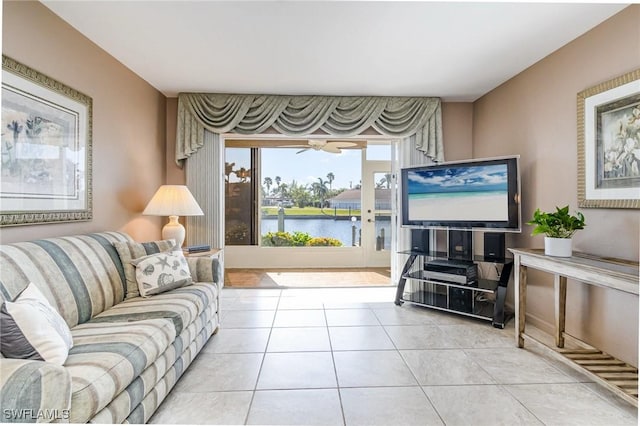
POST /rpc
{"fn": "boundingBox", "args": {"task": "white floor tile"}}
[440,323,513,348]
[384,325,460,349]
[325,309,380,326]
[153,288,637,425]
[465,348,574,384]
[202,328,271,353]
[222,288,282,298]
[423,384,543,425]
[372,307,435,326]
[227,296,280,310]
[505,383,638,426]
[341,386,443,426]
[247,389,343,425]
[174,353,263,392]
[273,309,327,327]
[334,350,417,387]
[277,297,325,310]
[257,352,337,390]
[149,390,252,425]
[401,349,495,385]
[329,326,395,351]
[267,327,331,352]
[221,310,276,328]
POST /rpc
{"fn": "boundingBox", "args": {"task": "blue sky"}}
[226,147,363,190]
[407,164,508,194]
[263,148,362,189]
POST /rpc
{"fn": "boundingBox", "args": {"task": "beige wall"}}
[442,102,473,161]
[473,6,639,365]
[1,1,167,243]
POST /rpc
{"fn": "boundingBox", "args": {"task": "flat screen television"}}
[401,156,521,231]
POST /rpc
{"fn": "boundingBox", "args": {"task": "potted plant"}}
[527,205,586,257]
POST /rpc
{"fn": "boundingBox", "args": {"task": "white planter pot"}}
[544,237,573,257]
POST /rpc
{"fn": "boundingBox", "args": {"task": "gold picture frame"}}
[1,56,93,226]
[577,68,640,209]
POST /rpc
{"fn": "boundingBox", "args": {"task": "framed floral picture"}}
[1,56,92,226]
[577,68,640,209]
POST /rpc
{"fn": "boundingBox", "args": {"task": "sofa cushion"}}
[131,250,192,297]
[90,283,218,336]
[113,240,176,299]
[65,318,176,423]
[0,232,131,328]
[0,358,72,422]
[0,283,73,365]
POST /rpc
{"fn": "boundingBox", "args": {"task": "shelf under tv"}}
[395,251,513,328]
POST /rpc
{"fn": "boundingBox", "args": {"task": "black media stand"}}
[394,249,513,328]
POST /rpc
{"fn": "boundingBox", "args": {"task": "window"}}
[225,141,363,247]
[224,148,257,245]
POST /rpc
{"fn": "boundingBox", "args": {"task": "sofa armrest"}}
[186,256,221,284]
[0,359,72,423]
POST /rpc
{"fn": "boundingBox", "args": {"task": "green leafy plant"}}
[261,231,343,247]
[526,205,586,238]
[308,237,343,247]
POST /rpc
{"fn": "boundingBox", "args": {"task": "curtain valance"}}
[176,93,443,165]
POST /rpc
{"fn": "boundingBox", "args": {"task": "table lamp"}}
[143,185,204,248]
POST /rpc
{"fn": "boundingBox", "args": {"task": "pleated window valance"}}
[176,93,443,165]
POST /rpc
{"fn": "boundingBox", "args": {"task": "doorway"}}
[223,137,394,275]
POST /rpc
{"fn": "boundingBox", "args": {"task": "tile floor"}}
[150,287,638,425]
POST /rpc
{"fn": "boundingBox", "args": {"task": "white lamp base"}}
[162,215,185,248]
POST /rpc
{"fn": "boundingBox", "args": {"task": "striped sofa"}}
[0,232,221,423]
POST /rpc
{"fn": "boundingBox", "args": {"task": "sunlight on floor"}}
[225,268,392,288]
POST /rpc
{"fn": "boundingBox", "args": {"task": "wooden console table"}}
[510,248,639,405]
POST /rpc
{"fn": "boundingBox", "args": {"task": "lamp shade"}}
[143,185,204,217]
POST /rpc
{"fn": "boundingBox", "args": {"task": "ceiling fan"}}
[295,140,357,154]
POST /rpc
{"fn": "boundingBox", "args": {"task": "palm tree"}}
[326,172,335,190]
[274,176,282,196]
[263,176,272,194]
[384,173,392,189]
[311,177,329,209]
[278,183,289,199]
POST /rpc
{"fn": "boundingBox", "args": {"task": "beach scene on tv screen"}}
[407,164,509,222]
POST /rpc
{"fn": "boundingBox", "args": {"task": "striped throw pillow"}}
[0,283,73,365]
